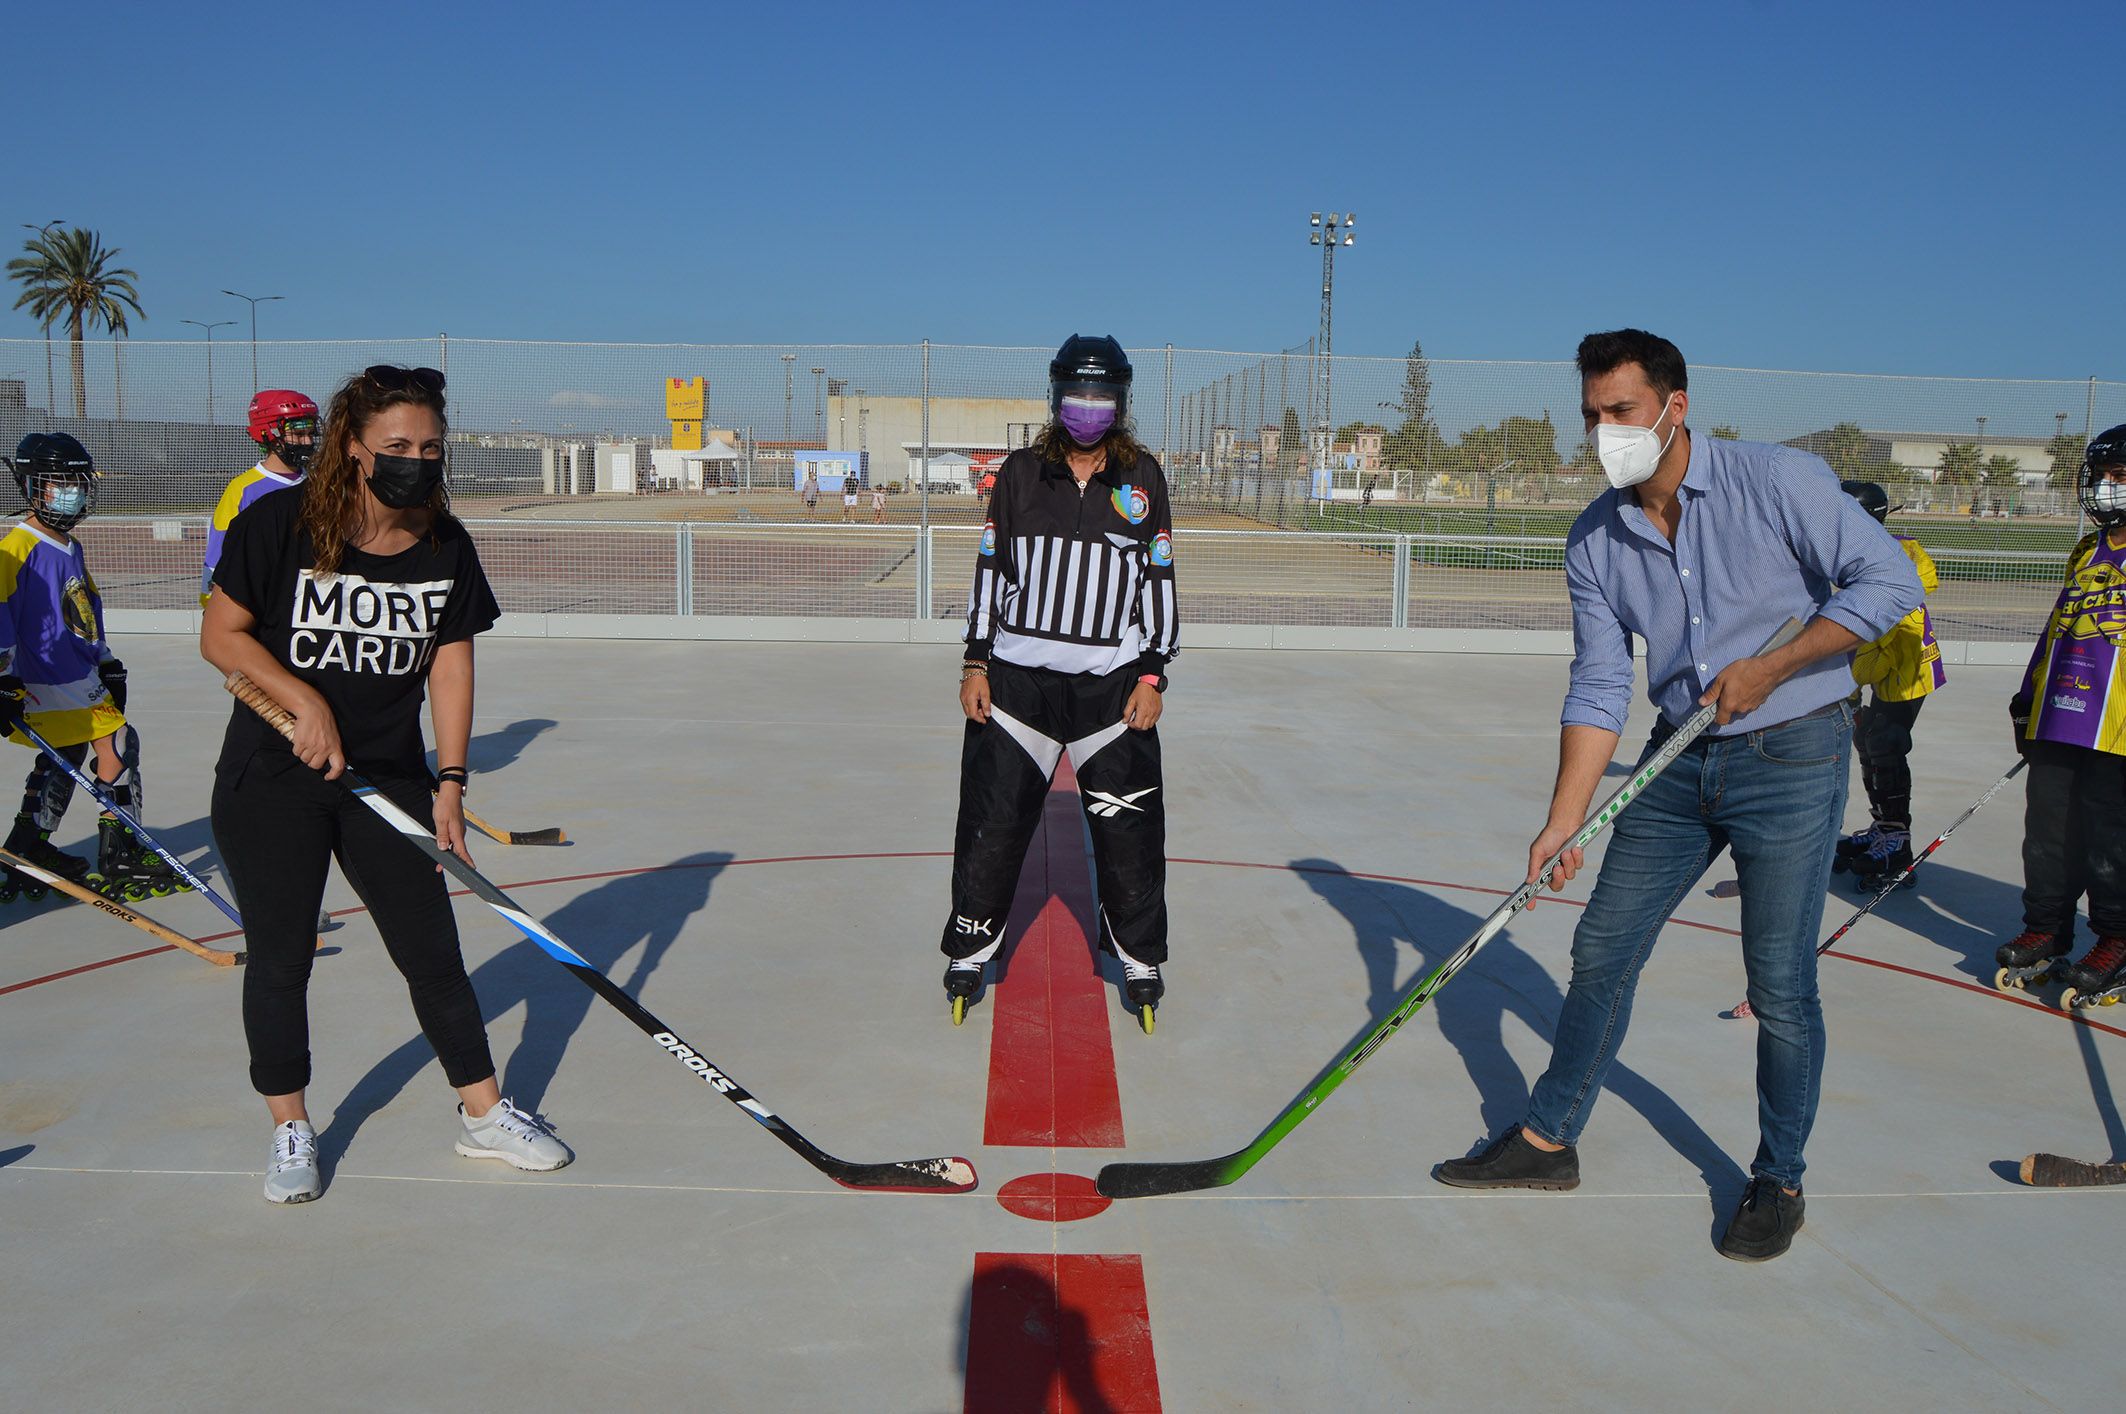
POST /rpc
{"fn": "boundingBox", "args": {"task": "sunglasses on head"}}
[361,365,446,394]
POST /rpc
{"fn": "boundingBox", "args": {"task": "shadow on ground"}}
[1290,858,1748,1202]
[316,850,731,1172]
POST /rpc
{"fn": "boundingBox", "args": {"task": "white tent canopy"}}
[677,439,741,462]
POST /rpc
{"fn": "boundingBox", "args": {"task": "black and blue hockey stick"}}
[226,671,976,1195]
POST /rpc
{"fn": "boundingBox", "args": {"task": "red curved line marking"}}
[14,852,2125,1041]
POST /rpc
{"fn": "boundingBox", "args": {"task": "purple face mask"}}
[1059,394,1117,446]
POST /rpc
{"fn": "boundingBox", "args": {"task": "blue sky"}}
[5,0,2120,377]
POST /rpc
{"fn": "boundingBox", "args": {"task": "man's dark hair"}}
[1576,329,1688,398]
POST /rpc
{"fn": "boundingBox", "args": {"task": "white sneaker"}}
[455,1098,573,1172]
[264,1120,321,1204]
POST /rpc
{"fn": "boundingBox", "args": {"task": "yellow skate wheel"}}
[1140,1005,1155,1036]
[951,995,967,1027]
[1994,967,2014,992]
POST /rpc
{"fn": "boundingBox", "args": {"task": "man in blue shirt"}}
[1434,329,1924,1262]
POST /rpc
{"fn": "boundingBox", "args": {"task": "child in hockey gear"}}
[201,389,319,607]
[941,335,1178,1035]
[1833,480,1945,890]
[0,433,144,905]
[2004,425,2126,997]
[200,365,570,1200]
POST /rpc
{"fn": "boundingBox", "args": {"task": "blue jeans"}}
[1524,701,1852,1190]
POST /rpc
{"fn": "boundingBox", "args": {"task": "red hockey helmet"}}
[247,389,319,446]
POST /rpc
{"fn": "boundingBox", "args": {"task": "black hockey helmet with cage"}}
[1048,334,1132,421]
[6,432,98,533]
[1839,479,1891,524]
[2079,424,2126,528]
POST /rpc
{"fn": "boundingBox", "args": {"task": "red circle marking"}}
[997,1171,1110,1223]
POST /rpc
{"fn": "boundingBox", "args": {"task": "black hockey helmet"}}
[2079,423,2126,528]
[1048,334,1132,421]
[1839,479,1890,524]
[6,432,98,533]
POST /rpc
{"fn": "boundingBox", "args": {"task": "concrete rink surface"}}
[2,635,2119,1411]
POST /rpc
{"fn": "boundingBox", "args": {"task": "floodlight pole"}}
[222,289,285,393]
[1307,211,1355,472]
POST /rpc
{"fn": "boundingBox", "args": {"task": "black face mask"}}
[365,451,445,509]
[275,438,315,475]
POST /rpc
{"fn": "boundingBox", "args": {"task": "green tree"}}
[2048,431,2086,488]
[1815,422,1879,478]
[1500,412,1562,477]
[1278,406,1304,471]
[1709,424,1741,440]
[1381,336,1441,472]
[1936,441,1982,489]
[7,226,145,419]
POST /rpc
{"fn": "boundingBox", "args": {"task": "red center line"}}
[966,1252,1162,1414]
[983,757,1124,1149]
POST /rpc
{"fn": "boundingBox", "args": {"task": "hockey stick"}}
[6,716,243,927]
[1097,620,1807,1198]
[2020,1152,2126,1187]
[225,671,976,1195]
[462,807,567,847]
[0,846,241,966]
[1731,757,2027,1019]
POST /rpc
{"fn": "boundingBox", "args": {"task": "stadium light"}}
[222,289,285,394]
[1306,209,1360,470]
[180,318,236,423]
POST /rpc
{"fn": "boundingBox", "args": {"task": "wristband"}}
[1138,673,1167,693]
[961,663,988,679]
[436,767,470,792]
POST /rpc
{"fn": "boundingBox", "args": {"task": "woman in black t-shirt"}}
[202,365,572,1204]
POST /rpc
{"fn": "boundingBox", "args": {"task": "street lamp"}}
[222,289,285,394]
[780,353,796,443]
[181,319,237,423]
[22,220,65,412]
[1306,210,1356,471]
[810,367,825,445]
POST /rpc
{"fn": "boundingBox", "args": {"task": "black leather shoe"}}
[1433,1127,1580,1191]
[1719,1178,1805,1261]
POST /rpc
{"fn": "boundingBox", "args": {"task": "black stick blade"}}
[508,827,568,846]
[1095,1154,1244,1198]
[826,1156,979,1194]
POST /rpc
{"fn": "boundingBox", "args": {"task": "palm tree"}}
[7,226,145,418]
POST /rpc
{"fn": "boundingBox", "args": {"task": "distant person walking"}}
[872,483,887,524]
[801,469,819,518]
[842,478,859,523]
[1432,329,1922,1263]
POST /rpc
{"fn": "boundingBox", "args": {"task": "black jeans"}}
[941,658,1168,964]
[211,750,495,1096]
[2021,740,2126,939]
[1854,694,1925,829]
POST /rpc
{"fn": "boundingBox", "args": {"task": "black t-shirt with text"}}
[212,486,500,778]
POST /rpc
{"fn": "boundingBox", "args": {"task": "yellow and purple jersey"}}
[1,521,124,749]
[202,462,303,607]
[2023,530,2126,754]
[1851,536,1945,701]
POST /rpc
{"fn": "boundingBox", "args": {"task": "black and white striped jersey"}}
[964,448,1178,678]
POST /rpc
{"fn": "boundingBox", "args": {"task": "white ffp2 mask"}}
[1595,397,1679,490]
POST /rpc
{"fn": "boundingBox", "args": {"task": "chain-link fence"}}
[6,337,2114,641]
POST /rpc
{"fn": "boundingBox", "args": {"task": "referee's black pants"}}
[940,658,1169,965]
[212,750,495,1097]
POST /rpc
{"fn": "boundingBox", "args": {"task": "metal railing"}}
[90,516,2064,645]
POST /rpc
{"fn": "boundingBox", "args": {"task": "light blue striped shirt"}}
[1560,432,1924,738]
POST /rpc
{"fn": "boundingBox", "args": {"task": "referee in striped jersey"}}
[939,335,1179,1032]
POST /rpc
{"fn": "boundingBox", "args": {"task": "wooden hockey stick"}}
[2021,1152,2126,1187]
[0,846,241,966]
[461,807,567,847]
